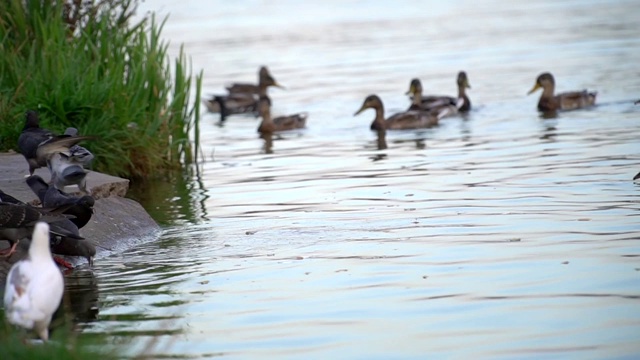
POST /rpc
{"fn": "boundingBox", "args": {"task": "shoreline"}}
[0,152,161,286]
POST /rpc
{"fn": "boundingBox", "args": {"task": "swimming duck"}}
[226,66,282,95]
[4,222,64,341]
[354,94,444,131]
[257,96,307,134]
[527,72,597,111]
[407,71,472,113]
[204,66,284,121]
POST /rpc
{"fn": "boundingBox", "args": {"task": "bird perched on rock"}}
[26,175,95,229]
[0,199,83,258]
[1,186,94,265]
[17,110,91,176]
[63,127,94,167]
[3,222,64,341]
[48,152,89,194]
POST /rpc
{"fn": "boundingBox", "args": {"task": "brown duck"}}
[407,71,472,113]
[257,96,307,134]
[354,94,446,131]
[527,72,597,111]
[226,66,281,95]
[204,66,284,120]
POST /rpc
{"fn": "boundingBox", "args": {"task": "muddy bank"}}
[0,152,161,287]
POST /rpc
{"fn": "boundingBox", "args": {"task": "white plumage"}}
[3,222,64,341]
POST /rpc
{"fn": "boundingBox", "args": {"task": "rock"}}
[0,153,160,288]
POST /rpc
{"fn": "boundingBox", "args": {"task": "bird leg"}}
[53,256,74,269]
[0,240,19,257]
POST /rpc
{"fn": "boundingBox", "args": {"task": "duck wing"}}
[385,111,439,130]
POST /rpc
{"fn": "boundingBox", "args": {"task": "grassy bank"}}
[0,0,202,179]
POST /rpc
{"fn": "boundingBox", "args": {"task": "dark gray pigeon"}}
[0,202,82,257]
[49,235,96,266]
[17,110,92,176]
[26,175,95,229]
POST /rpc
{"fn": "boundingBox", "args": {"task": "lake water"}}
[69,0,640,358]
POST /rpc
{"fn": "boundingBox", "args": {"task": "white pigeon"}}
[3,222,64,341]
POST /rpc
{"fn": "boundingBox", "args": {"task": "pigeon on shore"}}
[26,175,94,229]
[4,222,64,341]
[63,127,94,167]
[48,152,89,194]
[0,200,83,258]
[17,110,91,176]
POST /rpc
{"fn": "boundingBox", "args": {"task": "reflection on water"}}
[62,0,640,358]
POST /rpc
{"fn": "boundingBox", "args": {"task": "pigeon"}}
[17,110,91,176]
[48,152,89,194]
[0,200,82,257]
[26,175,94,229]
[4,222,64,341]
[63,127,94,167]
[0,187,96,268]
[49,235,96,267]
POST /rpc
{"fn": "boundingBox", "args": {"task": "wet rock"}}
[0,153,160,289]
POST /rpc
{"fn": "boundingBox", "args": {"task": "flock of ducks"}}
[0,68,627,342]
[204,66,307,132]
[203,67,599,134]
[2,111,97,341]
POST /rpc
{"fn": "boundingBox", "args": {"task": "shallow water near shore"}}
[66,0,640,358]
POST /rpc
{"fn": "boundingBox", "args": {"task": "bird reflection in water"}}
[369,129,388,161]
[57,269,100,329]
[260,132,274,154]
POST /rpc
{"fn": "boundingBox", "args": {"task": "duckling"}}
[257,96,307,134]
[204,66,284,120]
[354,94,445,131]
[406,72,471,113]
[527,72,597,111]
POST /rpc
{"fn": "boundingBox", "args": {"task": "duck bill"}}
[405,84,415,96]
[527,83,541,95]
[273,82,285,90]
[354,105,367,116]
[465,80,471,89]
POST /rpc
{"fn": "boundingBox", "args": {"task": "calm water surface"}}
[72,0,640,358]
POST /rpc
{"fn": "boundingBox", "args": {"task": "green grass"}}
[0,311,120,360]
[0,0,202,179]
